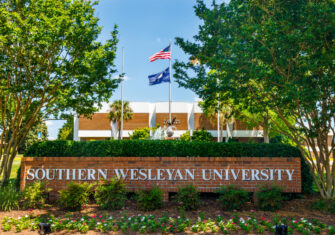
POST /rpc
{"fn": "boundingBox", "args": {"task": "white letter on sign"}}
[26,168,35,180]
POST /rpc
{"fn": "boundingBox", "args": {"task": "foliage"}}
[136,186,163,211]
[57,116,73,140]
[192,128,213,142]
[108,100,133,139]
[0,183,20,211]
[180,129,213,142]
[129,127,150,140]
[311,199,335,215]
[174,0,335,199]
[174,184,201,210]
[216,185,249,210]
[20,181,50,209]
[129,126,160,140]
[94,178,127,210]
[0,0,119,184]
[19,120,48,153]
[199,100,235,142]
[179,131,191,141]
[25,140,303,158]
[57,182,93,211]
[256,184,283,211]
[1,212,334,234]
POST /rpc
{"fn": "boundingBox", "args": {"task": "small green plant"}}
[216,185,249,210]
[256,184,283,211]
[179,131,192,141]
[174,184,201,210]
[20,181,50,209]
[94,178,127,210]
[136,186,163,211]
[180,129,213,142]
[0,183,20,211]
[311,199,335,215]
[310,199,327,211]
[57,182,93,211]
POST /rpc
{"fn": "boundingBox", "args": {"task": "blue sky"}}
[47,0,224,139]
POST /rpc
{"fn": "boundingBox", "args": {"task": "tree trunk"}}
[263,112,270,143]
[263,127,270,143]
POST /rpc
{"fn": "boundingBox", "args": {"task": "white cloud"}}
[48,136,56,140]
[156,37,161,43]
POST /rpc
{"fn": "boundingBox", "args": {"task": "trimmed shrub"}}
[136,186,163,211]
[20,181,50,209]
[216,185,249,210]
[174,184,201,210]
[0,183,20,211]
[57,182,93,211]
[25,140,302,158]
[94,178,127,210]
[256,184,283,211]
[24,140,313,194]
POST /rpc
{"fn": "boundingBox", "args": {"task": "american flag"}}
[149,45,171,62]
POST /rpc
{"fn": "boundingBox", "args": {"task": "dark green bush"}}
[57,182,93,211]
[311,199,335,215]
[216,185,250,210]
[136,186,163,211]
[25,140,302,158]
[24,140,313,194]
[20,181,50,209]
[94,178,127,210]
[0,183,20,211]
[256,184,283,211]
[174,184,201,210]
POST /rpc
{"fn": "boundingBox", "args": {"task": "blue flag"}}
[148,67,170,85]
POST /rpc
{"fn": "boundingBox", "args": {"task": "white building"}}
[73,101,264,142]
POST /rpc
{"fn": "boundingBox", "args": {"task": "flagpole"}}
[120,47,124,139]
[169,40,172,123]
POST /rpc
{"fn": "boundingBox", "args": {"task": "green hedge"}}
[25,140,302,157]
[24,140,313,193]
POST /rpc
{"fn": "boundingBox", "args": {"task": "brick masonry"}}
[20,157,301,201]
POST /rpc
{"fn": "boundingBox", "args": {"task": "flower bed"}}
[1,211,335,234]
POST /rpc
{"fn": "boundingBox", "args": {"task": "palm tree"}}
[200,100,235,142]
[108,100,133,139]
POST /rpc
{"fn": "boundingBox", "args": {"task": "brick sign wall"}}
[20,157,301,200]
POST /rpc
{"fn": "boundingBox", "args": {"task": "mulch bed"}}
[0,194,334,234]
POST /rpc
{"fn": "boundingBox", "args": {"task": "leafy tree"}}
[0,0,119,184]
[199,99,235,142]
[174,0,335,198]
[19,120,48,153]
[108,100,133,139]
[57,116,73,140]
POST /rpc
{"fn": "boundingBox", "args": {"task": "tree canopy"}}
[0,0,119,183]
[174,0,335,198]
[57,116,73,141]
